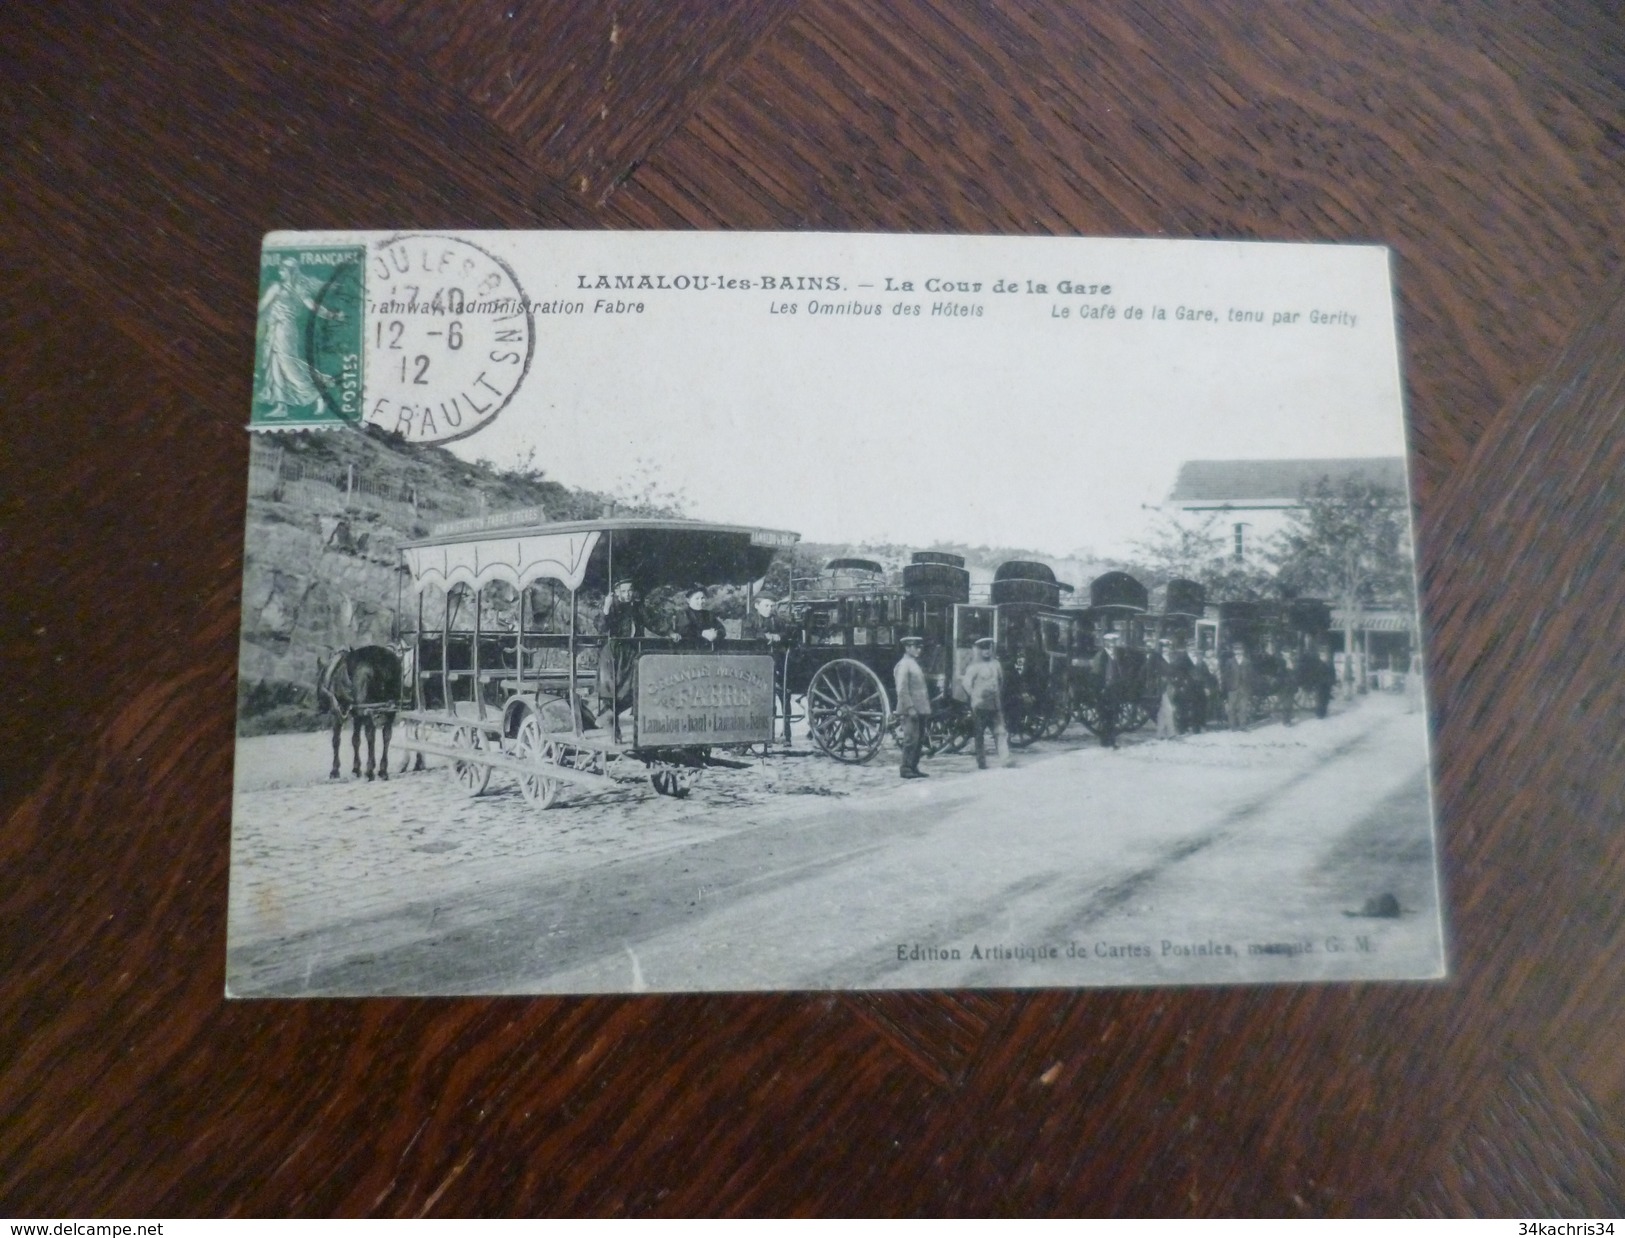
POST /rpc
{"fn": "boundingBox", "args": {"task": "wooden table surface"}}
[4,0,1623,1216]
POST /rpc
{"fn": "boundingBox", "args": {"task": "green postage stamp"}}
[250,243,366,430]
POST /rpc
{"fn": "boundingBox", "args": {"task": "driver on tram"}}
[602,579,646,637]
[743,593,789,645]
[596,579,645,731]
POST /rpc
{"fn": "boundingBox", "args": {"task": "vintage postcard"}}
[228,231,1444,996]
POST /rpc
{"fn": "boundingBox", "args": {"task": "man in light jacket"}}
[960,636,1009,770]
[894,635,932,779]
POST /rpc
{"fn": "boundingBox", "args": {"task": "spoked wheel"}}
[513,714,562,809]
[452,726,492,795]
[1073,701,1104,736]
[807,659,891,764]
[1006,702,1045,748]
[1040,684,1073,740]
[926,706,969,756]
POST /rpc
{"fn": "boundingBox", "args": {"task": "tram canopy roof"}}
[401,517,800,595]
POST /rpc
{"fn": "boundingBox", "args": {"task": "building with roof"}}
[1164,457,1407,565]
[1162,457,1418,691]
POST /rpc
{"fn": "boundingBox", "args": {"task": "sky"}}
[354,231,1410,558]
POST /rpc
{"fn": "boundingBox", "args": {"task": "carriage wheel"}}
[889,709,943,755]
[514,714,562,809]
[452,726,492,795]
[1006,699,1045,749]
[1073,699,1104,735]
[926,705,969,756]
[806,659,890,764]
[1040,683,1073,740]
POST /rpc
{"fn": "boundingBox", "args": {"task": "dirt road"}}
[227,693,1444,995]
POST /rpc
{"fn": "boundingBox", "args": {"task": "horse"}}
[316,646,403,781]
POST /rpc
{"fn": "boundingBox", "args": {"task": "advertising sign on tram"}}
[634,654,777,747]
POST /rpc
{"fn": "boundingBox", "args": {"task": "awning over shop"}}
[405,529,600,593]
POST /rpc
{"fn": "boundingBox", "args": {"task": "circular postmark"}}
[360,234,535,445]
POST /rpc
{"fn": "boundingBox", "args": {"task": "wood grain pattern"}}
[3,0,1624,1215]
[367,0,797,203]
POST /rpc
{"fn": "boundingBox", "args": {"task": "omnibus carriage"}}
[778,552,970,763]
[1068,570,1152,738]
[775,553,1076,763]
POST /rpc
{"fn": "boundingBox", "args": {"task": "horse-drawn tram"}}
[395,515,799,808]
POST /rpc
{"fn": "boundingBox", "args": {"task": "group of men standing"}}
[893,634,1010,779]
[892,631,1342,778]
[1092,635,1338,748]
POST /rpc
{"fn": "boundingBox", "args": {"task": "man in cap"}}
[1254,638,1283,716]
[1154,638,1180,739]
[1091,630,1127,749]
[596,579,645,731]
[1143,637,1169,729]
[1298,642,1335,719]
[1222,642,1255,730]
[1276,647,1298,726]
[743,593,788,646]
[601,578,644,638]
[894,634,932,778]
[1197,649,1222,729]
[959,635,1009,770]
[1175,643,1208,734]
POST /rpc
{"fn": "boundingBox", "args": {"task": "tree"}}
[610,457,689,518]
[1130,511,1274,602]
[1270,477,1415,698]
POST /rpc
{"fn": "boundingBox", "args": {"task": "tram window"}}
[447,585,477,632]
[476,581,517,670]
[482,581,519,629]
[418,583,447,634]
[574,590,605,637]
[526,580,573,634]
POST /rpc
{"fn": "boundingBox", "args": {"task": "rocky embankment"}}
[237,499,409,733]
[237,430,596,734]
